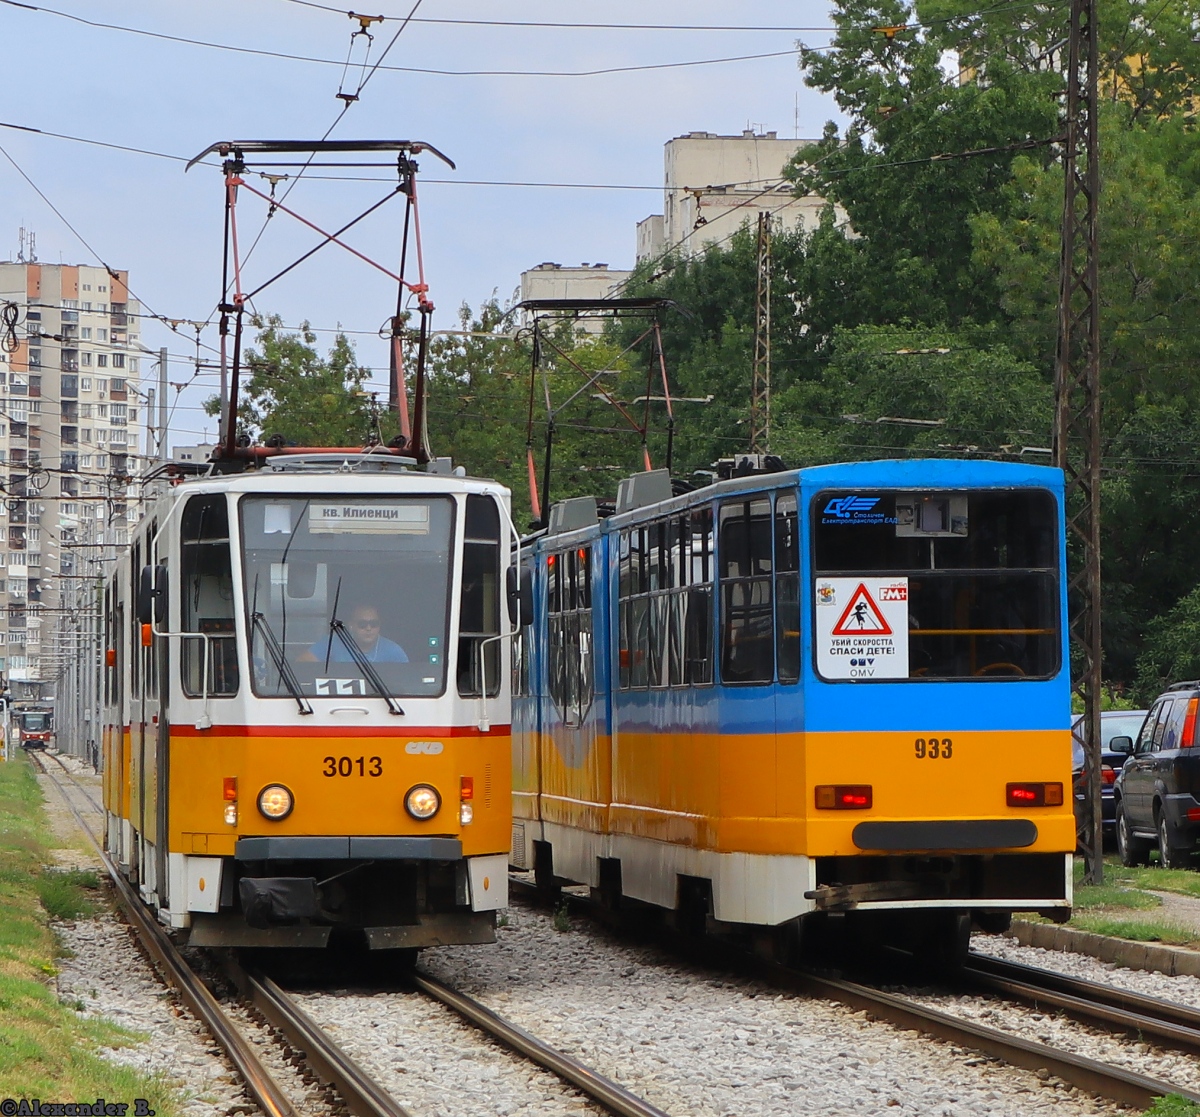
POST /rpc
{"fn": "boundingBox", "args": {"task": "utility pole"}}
[749,211,772,454]
[1054,0,1103,883]
[158,346,169,462]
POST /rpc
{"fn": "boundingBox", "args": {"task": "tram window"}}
[129,539,141,699]
[181,495,238,698]
[812,489,1060,681]
[547,544,594,723]
[145,521,159,701]
[458,495,501,698]
[241,495,454,699]
[775,494,800,684]
[720,498,774,684]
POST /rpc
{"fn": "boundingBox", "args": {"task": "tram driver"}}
[300,603,409,664]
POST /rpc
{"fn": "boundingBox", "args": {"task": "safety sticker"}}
[816,578,909,680]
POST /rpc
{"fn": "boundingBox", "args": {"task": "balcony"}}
[60,357,78,374]
[9,503,26,525]
[61,427,78,446]
[60,310,78,324]
[61,402,78,423]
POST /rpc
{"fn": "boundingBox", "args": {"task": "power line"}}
[0,3,800,78]
[275,0,1066,36]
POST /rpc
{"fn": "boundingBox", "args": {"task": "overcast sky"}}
[0,0,841,449]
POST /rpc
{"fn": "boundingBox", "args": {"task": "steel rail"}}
[29,752,297,1117]
[511,877,1200,1110]
[965,950,1200,1051]
[234,967,414,1117]
[410,969,673,1117]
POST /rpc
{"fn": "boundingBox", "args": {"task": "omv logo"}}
[823,495,879,519]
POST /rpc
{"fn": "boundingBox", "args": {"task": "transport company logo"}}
[821,495,894,525]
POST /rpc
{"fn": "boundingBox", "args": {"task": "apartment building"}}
[636,130,830,263]
[0,257,142,686]
[518,262,633,334]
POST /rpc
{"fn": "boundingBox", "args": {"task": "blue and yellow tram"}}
[512,459,1074,958]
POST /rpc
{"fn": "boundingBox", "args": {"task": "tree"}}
[771,323,1051,466]
[204,315,383,447]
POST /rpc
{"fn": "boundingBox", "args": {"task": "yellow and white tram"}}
[103,453,517,949]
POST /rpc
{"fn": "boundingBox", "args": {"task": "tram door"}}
[146,519,168,906]
[718,497,784,815]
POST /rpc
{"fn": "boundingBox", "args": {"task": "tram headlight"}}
[405,784,441,821]
[257,783,295,821]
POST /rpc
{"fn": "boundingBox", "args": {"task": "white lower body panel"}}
[541,820,816,925]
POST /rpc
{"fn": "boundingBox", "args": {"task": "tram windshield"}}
[21,713,49,731]
[240,495,455,699]
[812,489,1060,681]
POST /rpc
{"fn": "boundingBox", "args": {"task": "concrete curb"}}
[1008,919,1200,977]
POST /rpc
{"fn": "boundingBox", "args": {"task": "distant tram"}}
[17,706,54,750]
[104,455,517,949]
[513,459,1074,963]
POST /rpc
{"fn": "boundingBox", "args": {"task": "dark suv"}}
[1114,682,1200,868]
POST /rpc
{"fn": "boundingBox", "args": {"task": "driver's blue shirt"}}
[309,635,408,663]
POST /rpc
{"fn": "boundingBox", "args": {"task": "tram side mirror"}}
[506,566,534,627]
[137,564,168,626]
[1109,735,1134,755]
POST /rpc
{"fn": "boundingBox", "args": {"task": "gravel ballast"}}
[294,905,1122,1117]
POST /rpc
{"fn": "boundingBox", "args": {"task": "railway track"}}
[962,950,1200,1056]
[511,875,1200,1110]
[30,749,673,1117]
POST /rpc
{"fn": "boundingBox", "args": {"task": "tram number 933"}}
[914,737,953,760]
[323,756,383,777]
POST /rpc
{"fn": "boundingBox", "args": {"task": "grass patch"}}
[1072,882,1162,911]
[1107,863,1200,899]
[1069,913,1200,946]
[37,870,100,921]
[0,751,178,1110]
[1145,1095,1200,1117]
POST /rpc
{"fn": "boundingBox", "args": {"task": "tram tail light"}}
[1006,782,1064,807]
[1183,698,1199,748]
[815,785,872,810]
[460,776,474,800]
[223,777,238,825]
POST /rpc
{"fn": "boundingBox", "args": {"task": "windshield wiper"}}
[330,619,405,715]
[252,611,313,714]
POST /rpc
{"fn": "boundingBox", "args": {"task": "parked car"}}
[1114,683,1200,868]
[1072,710,1148,845]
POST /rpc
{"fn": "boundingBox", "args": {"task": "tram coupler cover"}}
[239,877,320,927]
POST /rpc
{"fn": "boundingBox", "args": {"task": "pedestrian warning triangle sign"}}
[831,583,893,636]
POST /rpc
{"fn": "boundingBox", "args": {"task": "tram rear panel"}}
[103,463,514,949]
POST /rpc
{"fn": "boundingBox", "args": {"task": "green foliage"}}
[1136,585,1200,700]
[772,323,1050,466]
[552,900,571,933]
[426,299,676,525]
[0,754,178,1109]
[36,870,98,922]
[1144,1096,1200,1117]
[205,315,385,447]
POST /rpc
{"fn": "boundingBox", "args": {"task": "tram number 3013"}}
[914,737,953,759]
[323,756,383,777]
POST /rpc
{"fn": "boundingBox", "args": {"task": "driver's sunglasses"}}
[353,618,381,629]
